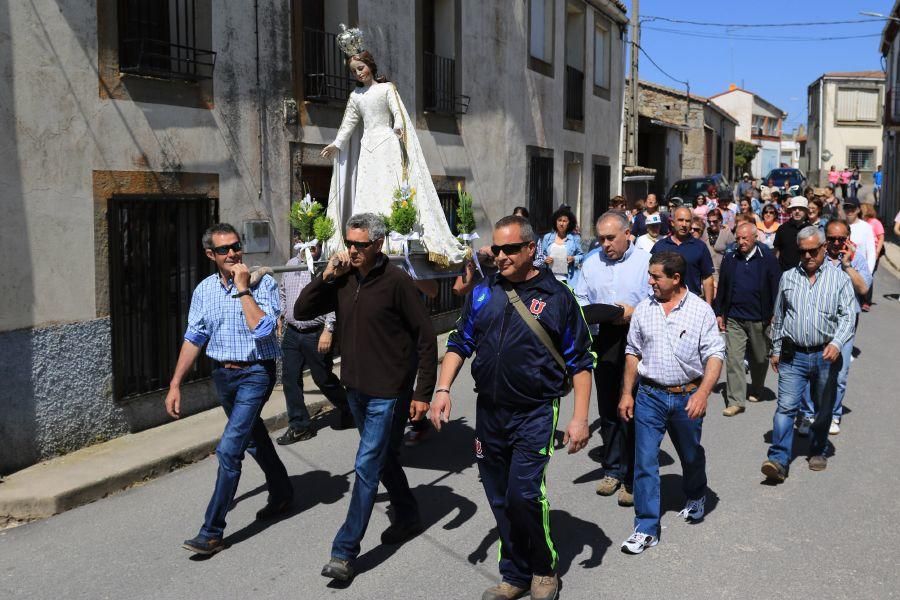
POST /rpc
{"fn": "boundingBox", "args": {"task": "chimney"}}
[728,83,737,91]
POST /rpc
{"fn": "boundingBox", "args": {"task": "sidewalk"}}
[0,332,452,525]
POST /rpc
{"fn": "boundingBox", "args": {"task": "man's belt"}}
[219,359,272,370]
[643,377,702,394]
[793,343,826,353]
[287,322,324,334]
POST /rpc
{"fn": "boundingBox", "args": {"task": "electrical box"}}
[242,220,271,254]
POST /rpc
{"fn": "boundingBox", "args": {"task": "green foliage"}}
[455,183,476,235]
[734,141,759,173]
[313,216,335,242]
[386,183,417,235]
[289,195,323,242]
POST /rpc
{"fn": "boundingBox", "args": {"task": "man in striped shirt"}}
[762,226,856,482]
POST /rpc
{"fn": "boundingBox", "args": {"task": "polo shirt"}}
[650,235,714,296]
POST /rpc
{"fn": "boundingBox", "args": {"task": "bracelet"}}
[435,388,451,394]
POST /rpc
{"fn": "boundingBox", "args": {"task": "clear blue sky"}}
[629,0,894,131]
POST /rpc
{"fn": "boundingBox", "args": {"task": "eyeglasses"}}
[690,227,703,233]
[799,245,824,256]
[826,236,848,244]
[491,241,530,256]
[212,242,242,255]
[345,239,378,250]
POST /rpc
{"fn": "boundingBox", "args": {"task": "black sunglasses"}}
[345,239,378,250]
[799,245,824,256]
[826,236,848,243]
[212,242,242,255]
[491,241,530,256]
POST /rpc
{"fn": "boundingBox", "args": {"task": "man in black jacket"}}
[713,222,781,415]
[295,213,437,582]
[773,196,811,271]
[430,215,595,600]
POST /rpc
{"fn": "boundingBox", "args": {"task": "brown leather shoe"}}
[481,581,528,600]
[808,455,828,471]
[595,476,621,496]
[617,487,634,507]
[531,574,559,600]
[722,405,745,417]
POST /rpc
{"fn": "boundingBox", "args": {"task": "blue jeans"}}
[633,384,707,539]
[201,361,292,539]
[331,389,418,561]
[799,337,853,421]
[281,325,348,430]
[769,349,842,467]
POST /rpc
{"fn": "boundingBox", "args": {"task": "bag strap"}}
[502,282,567,371]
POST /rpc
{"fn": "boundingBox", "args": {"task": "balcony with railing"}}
[565,65,585,122]
[304,28,355,102]
[423,52,457,115]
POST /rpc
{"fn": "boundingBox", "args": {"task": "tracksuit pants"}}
[475,394,559,588]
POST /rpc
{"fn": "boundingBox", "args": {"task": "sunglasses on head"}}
[345,239,378,250]
[212,242,242,255]
[491,241,530,256]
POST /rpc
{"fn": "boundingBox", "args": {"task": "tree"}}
[734,141,759,177]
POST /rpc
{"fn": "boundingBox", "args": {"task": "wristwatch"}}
[232,289,251,298]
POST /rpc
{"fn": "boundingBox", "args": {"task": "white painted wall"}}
[710,90,753,141]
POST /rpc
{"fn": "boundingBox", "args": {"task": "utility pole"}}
[626,0,640,167]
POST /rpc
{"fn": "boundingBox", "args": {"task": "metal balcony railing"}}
[304,28,355,102]
[424,51,457,115]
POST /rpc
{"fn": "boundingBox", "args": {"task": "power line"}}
[637,45,688,87]
[643,26,882,42]
[643,15,884,28]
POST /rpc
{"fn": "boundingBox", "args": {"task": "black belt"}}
[217,359,274,370]
[793,343,826,353]
[642,377,702,394]
[288,322,323,334]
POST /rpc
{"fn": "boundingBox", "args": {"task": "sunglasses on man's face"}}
[799,245,824,256]
[690,227,703,233]
[491,241,530,256]
[346,239,378,250]
[212,242,242,255]
[826,236,848,244]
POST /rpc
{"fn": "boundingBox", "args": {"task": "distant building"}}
[709,86,787,180]
[627,80,737,199]
[780,126,804,170]
[806,71,885,190]
[881,5,900,222]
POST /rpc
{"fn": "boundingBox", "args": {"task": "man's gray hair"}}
[346,212,386,240]
[596,210,630,231]
[495,215,535,242]
[796,225,825,245]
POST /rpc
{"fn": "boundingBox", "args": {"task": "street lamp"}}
[860,11,900,22]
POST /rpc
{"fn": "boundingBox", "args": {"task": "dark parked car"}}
[763,168,807,193]
[665,174,732,208]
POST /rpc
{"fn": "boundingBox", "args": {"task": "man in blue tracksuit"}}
[431,215,595,600]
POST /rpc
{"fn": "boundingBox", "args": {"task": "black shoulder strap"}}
[501,281,566,371]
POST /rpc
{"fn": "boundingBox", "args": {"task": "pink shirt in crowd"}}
[867,217,885,239]
[828,170,841,184]
[840,170,852,184]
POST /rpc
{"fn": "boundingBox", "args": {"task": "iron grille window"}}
[848,148,875,170]
[592,164,611,219]
[304,28,355,102]
[108,196,218,399]
[529,154,555,233]
[565,66,585,121]
[424,52,456,115]
[118,0,215,81]
[423,191,464,316]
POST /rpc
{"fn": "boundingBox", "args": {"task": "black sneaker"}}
[276,427,316,445]
[380,518,424,545]
[321,557,354,581]
[255,496,294,520]
[332,411,356,431]
[182,535,224,555]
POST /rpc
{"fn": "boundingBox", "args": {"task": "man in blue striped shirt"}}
[165,223,292,555]
[762,226,856,482]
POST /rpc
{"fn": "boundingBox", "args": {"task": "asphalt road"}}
[2,270,900,600]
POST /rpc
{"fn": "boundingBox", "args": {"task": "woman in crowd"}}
[692,193,710,219]
[860,203,884,312]
[808,198,827,232]
[539,205,583,283]
[756,204,780,249]
[738,197,756,223]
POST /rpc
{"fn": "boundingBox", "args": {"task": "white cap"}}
[787,196,808,210]
[646,214,662,225]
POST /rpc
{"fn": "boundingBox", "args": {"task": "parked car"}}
[665,174,733,208]
[763,168,807,194]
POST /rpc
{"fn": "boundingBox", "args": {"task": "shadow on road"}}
[398,416,477,476]
[467,510,611,576]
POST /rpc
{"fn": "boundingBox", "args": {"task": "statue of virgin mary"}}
[319,26,468,267]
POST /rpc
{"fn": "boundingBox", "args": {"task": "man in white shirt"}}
[635,214,663,253]
[842,197,876,274]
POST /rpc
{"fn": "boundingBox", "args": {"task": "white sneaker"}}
[621,530,658,555]
[829,419,840,435]
[678,496,706,521]
[797,417,813,436]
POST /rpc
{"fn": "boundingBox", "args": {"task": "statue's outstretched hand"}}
[321,144,338,160]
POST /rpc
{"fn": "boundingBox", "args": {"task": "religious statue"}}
[320,25,468,267]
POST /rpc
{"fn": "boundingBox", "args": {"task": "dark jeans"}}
[331,388,418,561]
[201,361,292,539]
[476,396,559,588]
[633,384,707,539]
[592,326,634,488]
[281,325,348,430]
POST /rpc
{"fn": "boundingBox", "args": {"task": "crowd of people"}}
[161,179,894,598]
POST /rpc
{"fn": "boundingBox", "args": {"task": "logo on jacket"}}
[529,298,547,317]
[474,437,484,459]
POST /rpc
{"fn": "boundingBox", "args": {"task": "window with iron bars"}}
[423,191,465,316]
[108,196,218,399]
[423,52,457,115]
[118,0,215,82]
[303,28,356,102]
[529,152,555,234]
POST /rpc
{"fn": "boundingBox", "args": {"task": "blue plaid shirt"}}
[184,273,281,362]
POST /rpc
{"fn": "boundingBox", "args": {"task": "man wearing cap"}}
[635,213,663,253]
[736,173,753,201]
[632,194,670,238]
[773,197,811,272]
[842,197,877,275]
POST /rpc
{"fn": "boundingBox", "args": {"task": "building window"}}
[528,148,555,233]
[422,0,459,115]
[592,162,611,221]
[848,147,876,171]
[593,15,610,92]
[528,0,554,75]
[118,0,215,81]
[300,0,355,103]
[108,196,218,399]
[564,2,585,126]
[836,88,879,123]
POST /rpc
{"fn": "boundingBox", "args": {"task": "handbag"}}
[502,282,573,395]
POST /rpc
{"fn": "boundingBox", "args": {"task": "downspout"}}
[817,77,823,184]
[255,0,263,201]
[616,27,627,195]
